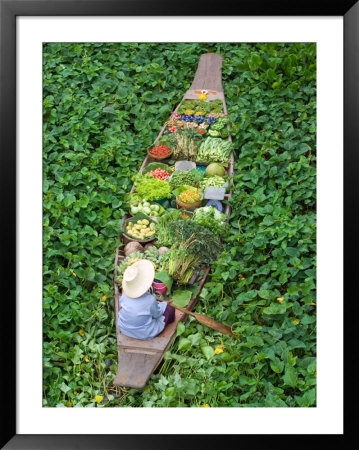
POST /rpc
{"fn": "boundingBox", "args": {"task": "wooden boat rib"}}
[113,53,234,389]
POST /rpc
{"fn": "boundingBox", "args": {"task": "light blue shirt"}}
[118,290,167,340]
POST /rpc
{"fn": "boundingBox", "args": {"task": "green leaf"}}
[270,357,284,374]
[285,247,300,258]
[248,53,262,71]
[295,388,316,407]
[64,194,76,207]
[177,337,191,351]
[60,382,71,393]
[282,366,298,388]
[258,289,270,300]
[172,290,192,307]
[201,345,215,360]
[262,303,287,315]
[244,336,264,348]
[176,321,185,337]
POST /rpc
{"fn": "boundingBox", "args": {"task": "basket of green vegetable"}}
[169,168,203,190]
[122,213,157,243]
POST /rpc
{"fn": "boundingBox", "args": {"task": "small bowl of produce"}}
[123,213,157,243]
[142,162,170,175]
[173,185,203,211]
[147,167,171,180]
[148,145,172,160]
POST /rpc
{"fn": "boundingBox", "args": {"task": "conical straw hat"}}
[122,259,155,298]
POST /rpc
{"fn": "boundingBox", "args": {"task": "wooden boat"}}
[113,53,234,389]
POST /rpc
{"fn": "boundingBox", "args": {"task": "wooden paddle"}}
[155,295,237,338]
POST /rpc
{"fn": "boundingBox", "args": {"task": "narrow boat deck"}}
[113,53,233,389]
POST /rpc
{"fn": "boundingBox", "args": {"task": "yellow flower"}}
[198,93,207,100]
[293,318,300,325]
[184,109,194,115]
[95,395,103,404]
[66,401,72,407]
[84,355,90,363]
[72,272,77,277]
[277,297,284,303]
[201,404,210,408]
[195,111,204,115]
[101,295,107,302]
[78,329,85,336]
[214,346,224,354]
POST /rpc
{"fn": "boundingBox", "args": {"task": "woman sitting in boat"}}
[118,259,175,340]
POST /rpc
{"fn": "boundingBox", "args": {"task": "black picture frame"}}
[1,0,356,448]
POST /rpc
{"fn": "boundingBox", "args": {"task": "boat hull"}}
[113,53,233,388]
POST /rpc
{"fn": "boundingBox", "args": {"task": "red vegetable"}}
[148,168,171,180]
[150,145,171,158]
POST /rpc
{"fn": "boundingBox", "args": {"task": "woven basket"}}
[176,197,202,211]
[147,148,172,160]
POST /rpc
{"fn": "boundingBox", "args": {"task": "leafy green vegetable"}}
[166,219,221,263]
[172,290,192,307]
[155,209,184,247]
[169,168,203,190]
[197,137,233,163]
[209,117,229,131]
[192,206,228,235]
[132,173,172,201]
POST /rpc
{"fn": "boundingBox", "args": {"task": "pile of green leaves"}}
[132,173,172,201]
[166,219,221,263]
[43,42,316,409]
[169,168,203,190]
[192,206,228,235]
[155,209,184,247]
